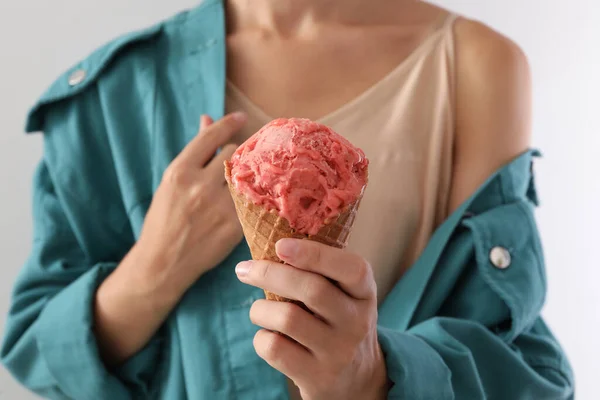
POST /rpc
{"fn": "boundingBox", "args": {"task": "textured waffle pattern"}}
[225,162,362,305]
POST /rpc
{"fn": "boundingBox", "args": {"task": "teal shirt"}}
[1,1,574,399]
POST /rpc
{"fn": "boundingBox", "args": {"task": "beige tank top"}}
[226,13,457,304]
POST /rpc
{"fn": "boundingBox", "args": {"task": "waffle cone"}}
[225,162,362,307]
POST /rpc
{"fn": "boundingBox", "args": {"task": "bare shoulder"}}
[452,17,532,154]
[446,17,533,211]
[409,3,530,81]
[453,18,530,81]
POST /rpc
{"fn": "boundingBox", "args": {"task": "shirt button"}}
[68,69,87,86]
[490,246,511,269]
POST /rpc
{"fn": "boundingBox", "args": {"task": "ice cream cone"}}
[225,162,362,307]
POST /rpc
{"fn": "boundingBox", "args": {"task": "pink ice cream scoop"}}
[227,118,369,235]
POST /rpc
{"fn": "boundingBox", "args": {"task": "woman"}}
[1,0,573,399]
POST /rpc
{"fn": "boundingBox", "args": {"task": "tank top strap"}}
[440,12,458,77]
[430,12,459,58]
[441,13,460,31]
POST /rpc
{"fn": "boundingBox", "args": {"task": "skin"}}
[237,239,388,400]
[94,0,531,398]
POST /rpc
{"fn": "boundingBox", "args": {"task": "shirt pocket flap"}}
[461,201,546,342]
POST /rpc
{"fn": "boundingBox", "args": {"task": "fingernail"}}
[236,261,252,277]
[231,111,247,122]
[199,115,213,131]
[276,239,298,259]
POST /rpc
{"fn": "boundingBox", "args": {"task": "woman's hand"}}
[138,112,247,294]
[95,112,247,365]
[235,239,390,400]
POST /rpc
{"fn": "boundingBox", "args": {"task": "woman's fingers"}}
[253,329,313,383]
[206,143,238,178]
[177,112,246,167]
[250,299,330,353]
[236,260,352,324]
[275,239,376,300]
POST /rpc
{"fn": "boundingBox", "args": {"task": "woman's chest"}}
[226,26,435,122]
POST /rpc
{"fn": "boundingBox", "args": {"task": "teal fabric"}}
[1,1,574,398]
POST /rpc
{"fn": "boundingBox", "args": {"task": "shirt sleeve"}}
[378,317,574,400]
[375,174,574,400]
[0,85,163,400]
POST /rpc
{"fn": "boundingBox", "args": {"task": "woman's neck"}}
[226,0,401,36]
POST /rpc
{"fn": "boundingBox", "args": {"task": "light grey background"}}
[1,1,598,399]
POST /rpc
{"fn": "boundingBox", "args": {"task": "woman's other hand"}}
[95,112,246,365]
[137,112,247,294]
[236,239,390,400]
